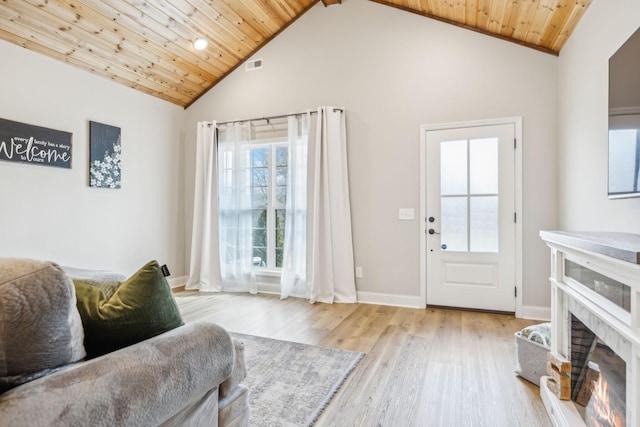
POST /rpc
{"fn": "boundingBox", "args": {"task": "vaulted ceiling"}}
[0,0,592,108]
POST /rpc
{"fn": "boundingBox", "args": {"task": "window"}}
[249,142,288,270]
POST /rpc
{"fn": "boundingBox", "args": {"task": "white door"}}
[424,123,516,312]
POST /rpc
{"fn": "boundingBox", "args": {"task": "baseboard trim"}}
[356,291,423,309]
[168,275,188,289]
[171,279,549,319]
[169,278,283,296]
[359,292,551,319]
[522,305,551,321]
[256,282,281,295]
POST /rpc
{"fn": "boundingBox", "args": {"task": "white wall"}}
[558,0,640,231]
[185,0,558,309]
[0,41,186,276]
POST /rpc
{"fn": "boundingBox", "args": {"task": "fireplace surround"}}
[540,231,640,427]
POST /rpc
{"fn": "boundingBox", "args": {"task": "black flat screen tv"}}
[608,27,640,199]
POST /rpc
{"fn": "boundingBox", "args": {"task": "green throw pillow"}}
[74,260,184,358]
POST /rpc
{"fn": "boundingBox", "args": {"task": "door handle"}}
[428,228,440,235]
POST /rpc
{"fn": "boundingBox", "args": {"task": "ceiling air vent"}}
[245,58,263,71]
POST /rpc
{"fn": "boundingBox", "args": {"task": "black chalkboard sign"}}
[0,118,72,169]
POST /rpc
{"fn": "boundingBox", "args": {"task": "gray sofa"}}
[0,258,249,426]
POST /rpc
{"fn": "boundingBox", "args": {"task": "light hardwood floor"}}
[174,291,551,427]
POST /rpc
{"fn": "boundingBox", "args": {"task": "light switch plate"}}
[398,208,415,220]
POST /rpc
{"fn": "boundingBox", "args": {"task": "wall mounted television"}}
[609,26,640,199]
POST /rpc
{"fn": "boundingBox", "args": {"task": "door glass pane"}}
[441,197,468,251]
[470,196,498,252]
[470,138,498,194]
[440,140,467,195]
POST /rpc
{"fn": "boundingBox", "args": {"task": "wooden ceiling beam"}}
[321,0,341,6]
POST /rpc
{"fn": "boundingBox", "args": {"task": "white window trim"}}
[255,270,282,278]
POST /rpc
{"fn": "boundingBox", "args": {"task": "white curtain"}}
[217,123,257,293]
[188,110,355,302]
[280,114,310,299]
[306,107,357,303]
[186,121,222,292]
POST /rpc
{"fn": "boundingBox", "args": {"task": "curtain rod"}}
[208,108,343,127]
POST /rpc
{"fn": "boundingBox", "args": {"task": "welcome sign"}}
[0,118,72,169]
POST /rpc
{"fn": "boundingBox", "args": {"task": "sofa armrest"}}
[220,339,247,399]
[0,322,234,427]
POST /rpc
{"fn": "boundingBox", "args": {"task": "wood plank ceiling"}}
[0,0,592,108]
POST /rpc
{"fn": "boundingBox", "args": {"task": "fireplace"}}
[539,231,640,427]
[571,315,626,426]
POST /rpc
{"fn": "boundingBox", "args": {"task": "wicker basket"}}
[514,331,550,386]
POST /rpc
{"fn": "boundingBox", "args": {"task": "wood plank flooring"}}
[174,291,551,426]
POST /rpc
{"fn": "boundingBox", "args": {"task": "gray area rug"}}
[230,333,365,427]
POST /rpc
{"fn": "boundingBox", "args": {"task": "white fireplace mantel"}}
[540,231,640,427]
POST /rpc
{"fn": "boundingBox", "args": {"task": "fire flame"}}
[588,376,624,427]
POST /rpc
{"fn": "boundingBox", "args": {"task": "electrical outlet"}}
[355,267,363,278]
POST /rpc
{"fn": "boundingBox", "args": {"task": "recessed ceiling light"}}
[193,38,208,50]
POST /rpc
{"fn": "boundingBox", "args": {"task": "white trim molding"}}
[357,291,423,308]
[521,305,551,321]
[168,275,189,289]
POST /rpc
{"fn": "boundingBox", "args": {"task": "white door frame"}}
[419,117,523,317]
